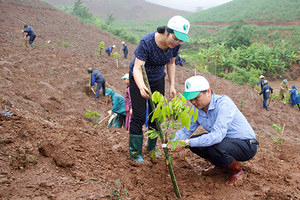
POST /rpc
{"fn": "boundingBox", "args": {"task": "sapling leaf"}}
[156,148,163,156]
[193,109,199,122]
[179,93,186,104]
[171,142,177,151]
[170,132,176,141]
[177,140,186,147]
[163,121,169,128]
[149,131,158,139]
[144,129,156,136]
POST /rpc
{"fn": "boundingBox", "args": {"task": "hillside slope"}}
[46,0,192,21]
[0,0,300,199]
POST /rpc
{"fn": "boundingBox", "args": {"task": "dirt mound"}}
[0,1,300,199]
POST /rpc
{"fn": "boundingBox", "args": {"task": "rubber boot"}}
[201,159,227,176]
[147,137,160,157]
[226,159,244,185]
[129,134,144,163]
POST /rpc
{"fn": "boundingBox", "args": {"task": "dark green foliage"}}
[72,0,93,20]
[225,20,253,49]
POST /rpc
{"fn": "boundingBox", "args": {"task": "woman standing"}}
[128,15,190,163]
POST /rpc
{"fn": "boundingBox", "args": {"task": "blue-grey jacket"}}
[24,26,36,37]
[90,70,105,86]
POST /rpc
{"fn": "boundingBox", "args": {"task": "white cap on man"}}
[182,76,210,100]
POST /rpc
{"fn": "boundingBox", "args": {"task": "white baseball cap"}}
[183,76,210,100]
[121,73,129,80]
[167,15,190,43]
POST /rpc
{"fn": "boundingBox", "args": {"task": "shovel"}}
[22,31,27,47]
[91,87,96,94]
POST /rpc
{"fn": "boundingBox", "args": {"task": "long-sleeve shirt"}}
[24,26,36,37]
[259,84,273,100]
[90,70,105,86]
[174,94,256,147]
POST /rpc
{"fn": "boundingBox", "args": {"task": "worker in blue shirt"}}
[168,76,258,186]
[22,24,36,48]
[258,80,273,111]
[105,45,115,56]
[257,75,265,91]
[87,68,106,99]
[121,41,128,59]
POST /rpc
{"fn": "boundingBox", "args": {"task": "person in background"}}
[105,45,116,56]
[168,76,258,186]
[121,41,128,59]
[175,49,185,66]
[278,79,289,104]
[257,75,265,91]
[121,73,131,131]
[129,15,191,163]
[288,85,300,110]
[105,88,126,128]
[258,80,273,111]
[87,68,106,99]
[22,24,36,48]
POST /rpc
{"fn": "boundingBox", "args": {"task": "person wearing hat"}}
[279,79,289,104]
[105,88,126,128]
[167,76,258,186]
[288,85,300,110]
[257,75,265,91]
[120,41,128,59]
[87,68,106,99]
[22,24,36,48]
[121,73,132,131]
[258,80,273,111]
[128,15,191,163]
[105,45,116,56]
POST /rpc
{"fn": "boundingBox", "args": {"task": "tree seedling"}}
[113,52,120,68]
[85,110,100,125]
[272,123,285,149]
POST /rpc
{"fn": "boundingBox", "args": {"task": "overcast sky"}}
[145,0,233,12]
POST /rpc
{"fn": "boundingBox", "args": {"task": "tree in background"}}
[106,12,116,26]
[72,0,92,20]
[226,19,253,49]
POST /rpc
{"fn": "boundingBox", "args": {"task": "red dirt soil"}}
[1,1,300,199]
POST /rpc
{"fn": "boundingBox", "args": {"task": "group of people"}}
[105,41,128,58]
[98,15,257,186]
[257,75,300,111]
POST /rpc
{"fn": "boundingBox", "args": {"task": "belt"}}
[249,139,259,145]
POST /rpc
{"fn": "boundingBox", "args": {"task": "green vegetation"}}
[85,110,100,125]
[272,123,285,149]
[103,179,130,200]
[54,0,300,85]
[99,41,105,55]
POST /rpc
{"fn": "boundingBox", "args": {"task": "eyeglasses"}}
[170,34,184,45]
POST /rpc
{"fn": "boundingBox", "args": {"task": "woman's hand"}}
[169,85,176,98]
[139,85,151,99]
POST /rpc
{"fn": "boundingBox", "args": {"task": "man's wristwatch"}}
[184,139,190,149]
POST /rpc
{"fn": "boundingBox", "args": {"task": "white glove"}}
[108,110,112,115]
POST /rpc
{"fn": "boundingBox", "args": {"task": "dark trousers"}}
[118,114,126,128]
[189,134,257,167]
[129,76,165,135]
[105,49,111,56]
[95,80,106,98]
[28,34,36,44]
[263,99,269,109]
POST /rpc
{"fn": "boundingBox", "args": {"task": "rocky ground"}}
[0,0,300,199]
